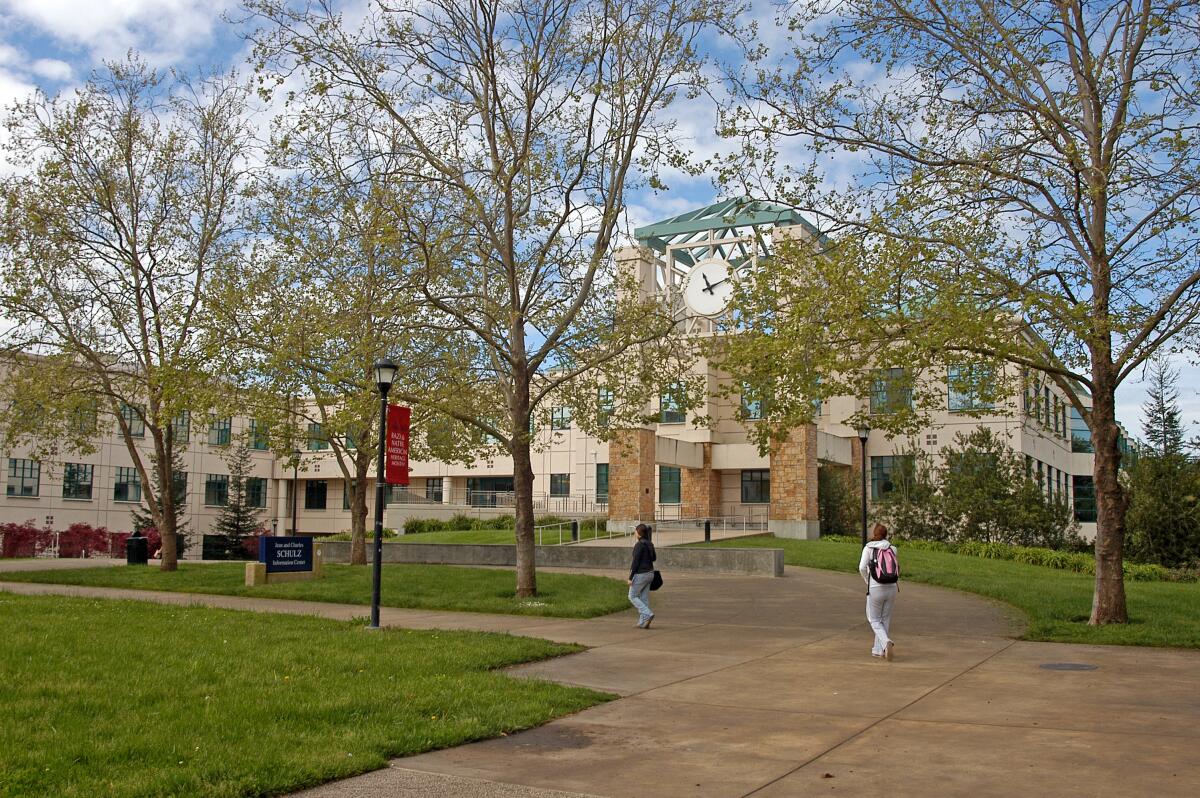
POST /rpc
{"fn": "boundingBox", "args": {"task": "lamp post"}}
[291,450,301,535]
[856,424,870,546]
[369,357,398,629]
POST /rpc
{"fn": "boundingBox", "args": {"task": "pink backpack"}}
[870,546,900,585]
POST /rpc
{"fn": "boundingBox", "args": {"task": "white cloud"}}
[0,0,231,64]
[30,58,71,81]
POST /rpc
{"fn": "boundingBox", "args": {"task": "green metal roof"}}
[634,197,821,266]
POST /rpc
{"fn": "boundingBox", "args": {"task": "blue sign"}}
[259,536,313,573]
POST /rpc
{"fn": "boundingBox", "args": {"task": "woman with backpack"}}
[627,523,657,628]
[859,522,899,660]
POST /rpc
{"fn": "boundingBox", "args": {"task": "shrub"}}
[57,523,112,558]
[1,521,46,558]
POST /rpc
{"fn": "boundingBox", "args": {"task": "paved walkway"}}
[2,563,1198,797]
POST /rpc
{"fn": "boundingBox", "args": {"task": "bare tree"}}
[0,57,253,570]
[727,0,1200,624]
[244,0,725,595]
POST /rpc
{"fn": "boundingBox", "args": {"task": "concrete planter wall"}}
[317,541,784,577]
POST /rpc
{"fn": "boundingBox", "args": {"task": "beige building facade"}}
[1,201,1099,551]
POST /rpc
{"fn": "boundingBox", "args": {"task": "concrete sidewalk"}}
[3,565,1198,797]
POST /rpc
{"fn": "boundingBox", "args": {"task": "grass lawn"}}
[0,593,609,798]
[0,563,628,619]
[697,536,1200,649]
[392,527,611,545]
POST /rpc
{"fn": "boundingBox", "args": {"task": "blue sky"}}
[0,0,1193,442]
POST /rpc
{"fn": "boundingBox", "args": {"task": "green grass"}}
[0,563,628,618]
[0,593,610,798]
[696,536,1200,649]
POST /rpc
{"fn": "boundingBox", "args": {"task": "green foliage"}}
[876,427,1081,549]
[817,467,860,538]
[130,445,190,557]
[1125,453,1200,568]
[212,444,266,546]
[0,594,609,797]
[1140,358,1186,457]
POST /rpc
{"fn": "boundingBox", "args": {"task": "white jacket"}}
[859,539,896,587]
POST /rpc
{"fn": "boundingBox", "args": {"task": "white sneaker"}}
[884,641,895,661]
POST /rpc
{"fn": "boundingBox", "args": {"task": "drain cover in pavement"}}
[1039,662,1098,671]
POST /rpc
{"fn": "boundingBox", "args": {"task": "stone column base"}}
[607,519,641,538]
[769,519,821,540]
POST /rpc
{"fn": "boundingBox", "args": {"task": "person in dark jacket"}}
[628,523,656,628]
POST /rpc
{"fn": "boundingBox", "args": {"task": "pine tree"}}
[131,446,189,556]
[213,443,264,553]
[1140,358,1185,456]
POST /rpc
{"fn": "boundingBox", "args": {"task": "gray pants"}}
[866,583,898,655]
[628,571,654,622]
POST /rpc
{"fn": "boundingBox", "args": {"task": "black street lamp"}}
[291,449,301,535]
[369,357,398,629]
[856,423,870,546]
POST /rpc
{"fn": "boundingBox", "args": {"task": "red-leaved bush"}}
[57,523,113,558]
[0,521,47,558]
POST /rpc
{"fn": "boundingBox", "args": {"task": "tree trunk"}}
[350,476,368,565]
[156,434,178,572]
[1089,376,1128,624]
[511,378,537,598]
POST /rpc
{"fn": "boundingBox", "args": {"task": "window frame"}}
[204,474,230,507]
[550,406,572,431]
[740,469,771,504]
[304,479,328,510]
[208,417,232,446]
[113,466,142,503]
[549,473,570,496]
[119,403,145,438]
[870,368,912,415]
[595,463,609,502]
[870,455,913,500]
[660,383,686,424]
[6,458,40,498]
[659,465,681,504]
[62,462,94,500]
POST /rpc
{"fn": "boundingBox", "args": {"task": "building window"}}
[1052,396,1061,434]
[870,368,912,414]
[172,411,190,442]
[659,466,681,504]
[595,463,609,502]
[1073,475,1096,522]
[73,401,98,434]
[597,388,614,428]
[660,383,685,424]
[246,477,267,509]
[741,469,770,503]
[870,455,913,500]
[307,422,328,451]
[249,419,269,450]
[741,383,765,420]
[551,406,572,430]
[425,478,443,502]
[205,474,229,507]
[113,467,141,503]
[305,480,327,510]
[208,417,232,446]
[62,463,93,500]
[947,364,995,411]
[6,458,40,497]
[172,472,188,507]
[1043,387,1052,428]
[344,430,356,450]
[550,473,570,496]
[120,403,145,437]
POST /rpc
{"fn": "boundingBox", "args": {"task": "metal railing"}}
[574,515,768,547]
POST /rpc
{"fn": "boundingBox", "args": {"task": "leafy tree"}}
[0,57,252,571]
[1140,358,1186,457]
[1125,454,1200,568]
[724,0,1200,623]
[877,428,1079,549]
[246,0,724,596]
[213,444,266,553]
[215,97,456,566]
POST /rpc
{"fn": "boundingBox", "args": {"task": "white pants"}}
[866,583,898,655]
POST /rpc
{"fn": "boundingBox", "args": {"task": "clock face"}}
[681,257,734,317]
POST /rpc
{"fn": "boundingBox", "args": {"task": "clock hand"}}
[707,276,730,291]
[701,272,713,293]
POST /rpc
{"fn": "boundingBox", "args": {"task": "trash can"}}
[126,534,149,565]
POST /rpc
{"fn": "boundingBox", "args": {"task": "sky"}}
[0,0,1195,442]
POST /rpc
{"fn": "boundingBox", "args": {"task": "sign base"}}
[245,550,323,586]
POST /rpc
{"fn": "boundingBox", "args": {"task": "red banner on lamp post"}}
[385,405,410,485]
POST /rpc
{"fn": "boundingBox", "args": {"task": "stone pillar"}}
[682,442,722,519]
[769,424,820,539]
[608,428,656,534]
